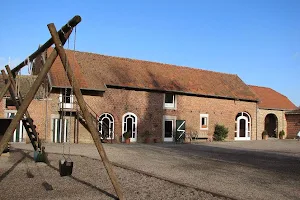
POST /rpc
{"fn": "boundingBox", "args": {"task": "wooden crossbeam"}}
[48,23,124,200]
[11,15,81,76]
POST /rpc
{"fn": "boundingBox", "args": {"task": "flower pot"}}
[263,135,268,140]
[125,138,130,144]
[279,135,284,139]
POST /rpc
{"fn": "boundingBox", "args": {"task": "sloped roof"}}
[249,85,296,110]
[0,75,44,99]
[16,75,45,99]
[47,48,259,101]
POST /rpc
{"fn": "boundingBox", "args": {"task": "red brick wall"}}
[286,114,300,139]
[3,87,257,144]
[80,88,257,142]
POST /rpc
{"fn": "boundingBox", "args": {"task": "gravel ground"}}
[0,149,229,200]
[1,140,300,200]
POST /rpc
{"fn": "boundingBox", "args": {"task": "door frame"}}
[98,113,115,139]
[235,116,250,140]
[163,115,176,142]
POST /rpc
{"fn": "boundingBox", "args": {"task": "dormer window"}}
[164,93,176,109]
[59,88,74,109]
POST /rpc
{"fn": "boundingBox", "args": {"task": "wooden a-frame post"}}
[48,23,125,200]
[0,16,80,155]
[0,78,11,101]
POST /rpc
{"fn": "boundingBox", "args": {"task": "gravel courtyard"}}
[1,140,300,200]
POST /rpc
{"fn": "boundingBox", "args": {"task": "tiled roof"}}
[16,75,45,99]
[249,85,296,110]
[47,48,259,101]
[47,48,89,89]
[0,75,44,99]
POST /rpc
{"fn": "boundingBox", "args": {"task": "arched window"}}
[122,112,138,142]
[99,113,114,139]
[235,112,251,140]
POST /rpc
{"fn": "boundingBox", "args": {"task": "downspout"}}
[256,103,258,140]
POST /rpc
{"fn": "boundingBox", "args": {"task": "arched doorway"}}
[264,114,278,138]
[122,112,137,142]
[98,113,114,139]
[235,112,251,140]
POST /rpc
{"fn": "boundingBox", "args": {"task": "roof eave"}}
[107,84,258,102]
[51,85,107,92]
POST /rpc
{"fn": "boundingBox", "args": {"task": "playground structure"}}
[0,16,124,200]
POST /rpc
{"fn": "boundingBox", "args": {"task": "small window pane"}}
[165,94,174,104]
[200,114,208,129]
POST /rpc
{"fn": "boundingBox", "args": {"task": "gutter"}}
[51,86,106,93]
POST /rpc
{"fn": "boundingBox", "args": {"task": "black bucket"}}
[59,159,73,176]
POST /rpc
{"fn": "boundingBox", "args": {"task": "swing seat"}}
[59,159,73,176]
[34,150,46,162]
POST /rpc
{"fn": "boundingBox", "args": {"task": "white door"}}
[163,116,176,142]
[52,118,69,143]
[236,116,250,140]
[122,113,137,142]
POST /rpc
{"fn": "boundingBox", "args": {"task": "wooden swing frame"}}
[0,15,124,200]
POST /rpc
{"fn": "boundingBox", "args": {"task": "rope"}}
[68,26,77,157]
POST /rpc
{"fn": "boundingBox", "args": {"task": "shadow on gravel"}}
[0,150,27,183]
[156,144,300,178]
[19,150,118,200]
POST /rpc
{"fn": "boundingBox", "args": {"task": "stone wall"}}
[257,109,287,139]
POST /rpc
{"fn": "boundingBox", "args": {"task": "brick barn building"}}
[0,48,296,144]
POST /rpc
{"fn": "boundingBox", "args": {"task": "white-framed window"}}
[200,114,209,130]
[164,93,176,109]
[59,88,74,109]
[99,113,115,139]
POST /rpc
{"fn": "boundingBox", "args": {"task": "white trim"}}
[200,114,209,130]
[99,113,115,139]
[122,112,138,142]
[163,115,176,142]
